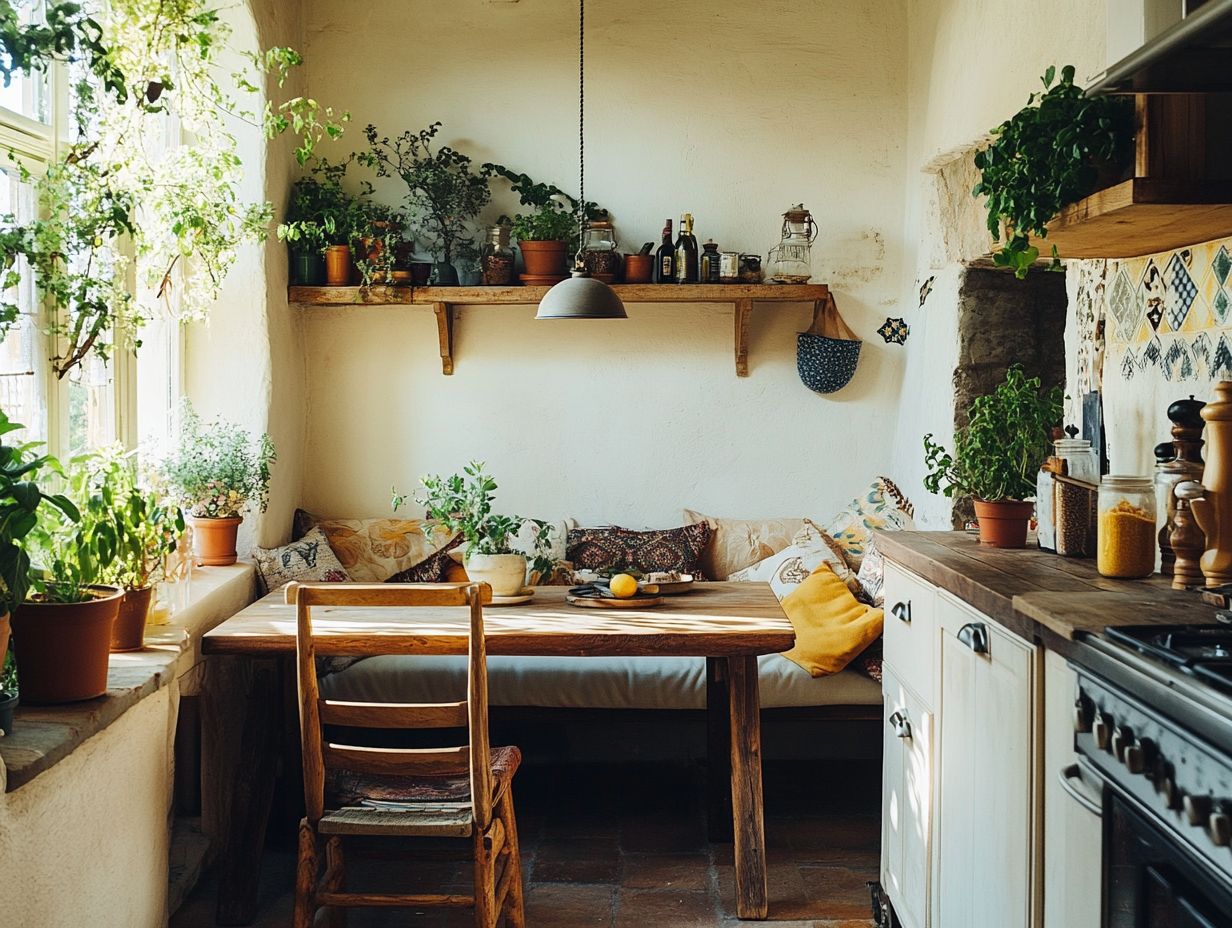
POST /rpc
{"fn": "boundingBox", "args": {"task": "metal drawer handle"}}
[891,601,911,624]
[888,709,912,740]
[957,622,989,654]
[1059,763,1103,816]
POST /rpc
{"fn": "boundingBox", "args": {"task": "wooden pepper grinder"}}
[1156,395,1207,575]
[1190,383,1232,586]
[1171,481,1206,590]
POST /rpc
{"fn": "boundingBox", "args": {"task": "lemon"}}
[609,573,638,599]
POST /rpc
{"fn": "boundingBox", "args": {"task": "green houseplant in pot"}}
[392,461,552,596]
[923,365,1064,548]
[158,403,275,566]
[484,165,601,284]
[281,157,367,287]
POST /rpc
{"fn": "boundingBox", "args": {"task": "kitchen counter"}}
[875,531,1223,650]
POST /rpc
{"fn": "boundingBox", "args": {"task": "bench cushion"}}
[318,653,881,711]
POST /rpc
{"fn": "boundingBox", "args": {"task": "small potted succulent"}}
[158,403,276,566]
[923,365,1064,548]
[393,461,551,596]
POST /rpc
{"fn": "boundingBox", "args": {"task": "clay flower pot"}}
[973,498,1036,549]
[323,244,354,286]
[623,254,653,284]
[111,586,154,652]
[12,586,124,704]
[463,553,527,597]
[189,516,244,566]
[0,610,9,676]
[518,240,568,281]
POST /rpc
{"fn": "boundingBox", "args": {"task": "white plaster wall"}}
[297,0,910,526]
[0,688,178,928]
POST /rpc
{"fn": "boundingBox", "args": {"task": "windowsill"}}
[0,562,257,793]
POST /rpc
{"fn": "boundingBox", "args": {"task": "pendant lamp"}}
[535,0,626,320]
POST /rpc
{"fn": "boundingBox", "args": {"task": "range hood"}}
[1088,0,1232,93]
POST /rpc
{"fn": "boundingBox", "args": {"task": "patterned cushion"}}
[566,523,713,577]
[327,745,522,807]
[728,520,860,599]
[824,477,915,570]
[309,516,453,583]
[386,534,463,583]
[292,507,321,542]
[683,510,808,581]
[253,527,351,594]
[856,534,886,607]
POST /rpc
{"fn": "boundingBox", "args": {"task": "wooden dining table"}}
[201,581,795,923]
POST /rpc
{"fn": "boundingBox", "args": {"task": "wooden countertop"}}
[875,531,1223,647]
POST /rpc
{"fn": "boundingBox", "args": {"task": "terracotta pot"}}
[11,586,124,704]
[518,240,568,279]
[623,254,653,284]
[323,245,354,286]
[0,611,9,676]
[189,516,243,566]
[111,586,154,652]
[463,553,527,597]
[973,498,1036,549]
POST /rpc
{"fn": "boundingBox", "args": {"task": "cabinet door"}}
[881,668,907,904]
[937,601,1037,928]
[881,667,932,928]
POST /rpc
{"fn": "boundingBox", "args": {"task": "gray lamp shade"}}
[535,270,627,319]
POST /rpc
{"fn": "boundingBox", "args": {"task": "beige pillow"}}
[684,509,807,581]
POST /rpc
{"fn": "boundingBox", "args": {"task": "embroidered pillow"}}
[386,535,463,583]
[728,519,859,599]
[824,476,915,570]
[683,510,808,581]
[566,523,712,577]
[856,534,887,606]
[311,516,453,582]
[253,528,351,594]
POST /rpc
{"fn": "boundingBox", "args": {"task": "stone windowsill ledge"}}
[0,562,257,793]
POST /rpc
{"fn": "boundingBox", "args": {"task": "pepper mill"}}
[1190,383,1232,586]
[1171,481,1206,590]
[1158,396,1207,578]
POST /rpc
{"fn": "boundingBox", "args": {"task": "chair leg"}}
[498,789,526,928]
[293,819,318,928]
[473,826,498,928]
[323,837,348,928]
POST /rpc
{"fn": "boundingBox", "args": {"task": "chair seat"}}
[320,804,476,838]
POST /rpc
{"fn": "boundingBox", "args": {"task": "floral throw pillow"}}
[728,519,860,600]
[253,528,351,595]
[825,476,915,570]
[309,516,453,582]
[566,523,713,578]
[856,534,887,607]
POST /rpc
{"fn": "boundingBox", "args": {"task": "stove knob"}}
[1161,776,1180,809]
[1111,726,1134,761]
[1072,699,1093,734]
[1184,794,1213,827]
[1124,741,1147,775]
[1093,713,1112,752]
[1210,812,1232,847]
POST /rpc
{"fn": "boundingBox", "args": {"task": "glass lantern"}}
[767,204,817,284]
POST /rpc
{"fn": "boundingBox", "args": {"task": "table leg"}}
[728,654,768,920]
[706,657,734,842]
[215,658,282,925]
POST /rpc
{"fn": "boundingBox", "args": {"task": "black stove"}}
[1106,624,1232,694]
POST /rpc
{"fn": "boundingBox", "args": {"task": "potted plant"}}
[158,403,276,566]
[277,176,332,285]
[360,122,492,287]
[392,461,551,596]
[484,165,601,283]
[0,412,80,718]
[972,64,1133,278]
[352,201,407,288]
[67,449,185,651]
[281,157,368,287]
[923,365,1064,548]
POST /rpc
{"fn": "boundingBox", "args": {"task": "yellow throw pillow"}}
[781,562,884,677]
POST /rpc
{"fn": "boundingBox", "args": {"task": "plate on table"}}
[490,587,535,606]
[642,573,696,595]
[567,593,663,609]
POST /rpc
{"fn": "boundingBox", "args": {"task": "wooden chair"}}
[291,582,525,928]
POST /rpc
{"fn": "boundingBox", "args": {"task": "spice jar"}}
[700,240,721,283]
[480,225,515,286]
[581,220,621,282]
[1097,476,1157,579]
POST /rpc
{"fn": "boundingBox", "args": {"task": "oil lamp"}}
[767,204,817,284]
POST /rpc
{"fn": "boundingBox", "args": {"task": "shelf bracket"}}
[433,302,454,375]
[734,299,754,377]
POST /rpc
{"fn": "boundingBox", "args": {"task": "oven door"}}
[1106,791,1232,928]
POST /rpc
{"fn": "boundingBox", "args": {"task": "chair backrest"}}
[293,582,494,828]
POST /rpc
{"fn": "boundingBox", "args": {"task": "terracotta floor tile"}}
[799,866,881,919]
[621,853,712,891]
[525,883,616,927]
[614,889,719,927]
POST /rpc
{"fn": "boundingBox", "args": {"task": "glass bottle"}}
[480,224,515,286]
[674,213,699,283]
[700,240,720,283]
[767,204,817,283]
[653,220,676,284]
[1097,476,1157,579]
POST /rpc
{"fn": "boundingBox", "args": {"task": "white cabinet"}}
[881,666,933,928]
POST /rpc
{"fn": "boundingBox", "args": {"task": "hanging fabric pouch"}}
[797,293,862,394]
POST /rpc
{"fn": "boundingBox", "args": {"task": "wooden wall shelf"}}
[289,283,831,376]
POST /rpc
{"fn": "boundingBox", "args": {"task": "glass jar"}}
[581,220,620,282]
[1054,436,1098,482]
[700,240,721,283]
[480,225,515,286]
[767,204,816,283]
[1097,476,1157,579]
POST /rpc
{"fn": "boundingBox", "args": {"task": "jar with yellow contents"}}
[1097,476,1157,579]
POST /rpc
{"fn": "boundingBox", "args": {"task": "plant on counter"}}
[923,365,1064,548]
[157,402,275,567]
[392,461,553,595]
[359,122,491,284]
[972,65,1133,279]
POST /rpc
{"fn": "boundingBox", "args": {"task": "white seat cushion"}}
[319,653,881,711]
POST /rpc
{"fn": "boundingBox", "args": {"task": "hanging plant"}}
[972,65,1133,279]
[0,0,349,377]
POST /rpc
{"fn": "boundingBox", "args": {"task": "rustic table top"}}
[202,581,796,658]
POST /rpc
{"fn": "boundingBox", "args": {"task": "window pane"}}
[0,1,49,124]
[66,352,115,452]
[136,315,179,454]
[0,168,47,441]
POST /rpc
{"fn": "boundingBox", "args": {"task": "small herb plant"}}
[158,403,276,519]
[972,65,1133,278]
[392,461,553,572]
[277,158,360,255]
[923,365,1064,502]
[359,122,491,266]
[484,164,604,250]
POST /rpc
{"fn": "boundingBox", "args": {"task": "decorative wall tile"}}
[1143,337,1162,367]
[1162,339,1194,382]
[877,317,909,344]
[1121,348,1137,380]
[1192,332,1212,375]
[1146,298,1164,332]
[1214,244,1231,286]
[1213,334,1232,379]
[1165,253,1198,331]
[1107,267,1138,343]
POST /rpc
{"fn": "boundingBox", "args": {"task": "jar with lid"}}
[581,221,620,282]
[1036,429,1098,552]
[1097,476,1157,579]
[480,224,515,286]
[700,240,721,283]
